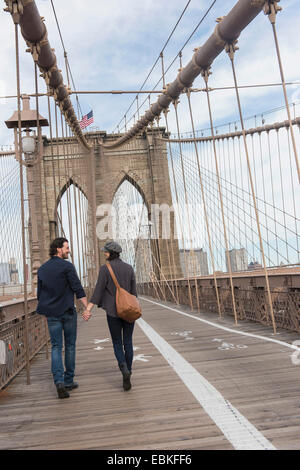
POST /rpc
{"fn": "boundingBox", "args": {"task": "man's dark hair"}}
[49,238,68,257]
[107,250,120,261]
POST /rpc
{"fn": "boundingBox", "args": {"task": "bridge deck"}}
[1,296,300,450]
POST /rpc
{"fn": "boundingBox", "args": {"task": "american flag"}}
[79,110,94,130]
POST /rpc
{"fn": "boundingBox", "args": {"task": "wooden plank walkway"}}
[0,296,300,450]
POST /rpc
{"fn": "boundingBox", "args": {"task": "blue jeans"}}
[46,311,77,385]
[106,314,135,372]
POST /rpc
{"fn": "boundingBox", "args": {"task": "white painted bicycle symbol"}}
[212,338,248,350]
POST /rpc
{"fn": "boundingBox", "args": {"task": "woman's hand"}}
[82,309,92,321]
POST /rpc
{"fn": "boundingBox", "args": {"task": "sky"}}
[0,0,299,278]
[1,0,300,144]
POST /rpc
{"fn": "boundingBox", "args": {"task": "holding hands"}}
[80,300,94,321]
[82,308,92,321]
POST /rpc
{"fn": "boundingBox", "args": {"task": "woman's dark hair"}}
[49,237,68,257]
[107,250,120,261]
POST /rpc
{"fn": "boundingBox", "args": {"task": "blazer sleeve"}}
[37,275,42,300]
[66,264,86,299]
[130,268,137,297]
[90,265,108,305]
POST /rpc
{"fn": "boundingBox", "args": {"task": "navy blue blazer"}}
[37,256,86,317]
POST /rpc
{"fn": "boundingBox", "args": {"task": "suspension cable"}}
[115,0,217,134]
[14,21,31,385]
[227,41,277,334]
[50,0,83,119]
[113,0,194,133]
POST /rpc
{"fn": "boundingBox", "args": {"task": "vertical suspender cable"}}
[15,22,30,385]
[186,90,222,317]
[265,3,300,183]
[173,100,200,311]
[203,74,238,324]
[227,43,277,334]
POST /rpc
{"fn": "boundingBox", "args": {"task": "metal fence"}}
[138,272,300,332]
[0,312,48,390]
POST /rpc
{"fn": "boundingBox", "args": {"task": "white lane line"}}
[140,297,300,352]
[137,317,276,450]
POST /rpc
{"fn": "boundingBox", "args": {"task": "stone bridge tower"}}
[37,127,182,281]
[90,128,182,279]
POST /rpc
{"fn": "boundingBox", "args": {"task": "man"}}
[37,237,89,399]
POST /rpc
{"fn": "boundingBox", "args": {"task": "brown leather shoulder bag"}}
[106,262,142,323]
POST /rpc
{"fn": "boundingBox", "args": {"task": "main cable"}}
[117,0,217,133]
[112,0,198,133]
[50,0,84,119]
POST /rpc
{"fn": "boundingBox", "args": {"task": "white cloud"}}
[1,1,299,275]
[1,1,298,139]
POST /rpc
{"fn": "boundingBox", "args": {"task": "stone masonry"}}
[38,128,182,281]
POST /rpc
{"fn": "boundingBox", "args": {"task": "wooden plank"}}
[138,297,300,450]
[0,297,300,450]
[0,306,233,450]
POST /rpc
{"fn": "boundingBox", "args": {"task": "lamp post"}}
[22,132,36,156]
[5,95,49,294]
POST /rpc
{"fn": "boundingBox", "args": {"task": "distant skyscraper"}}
[0,258,19,285]
[226,248,248,272]
[9,258,19,284]
[0,263,10,285]
[179,248,209,277]
[248,260,262,270]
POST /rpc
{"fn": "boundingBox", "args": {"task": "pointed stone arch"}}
[39,129,182,279]
[112,171,150,215]
[55,177,88,220]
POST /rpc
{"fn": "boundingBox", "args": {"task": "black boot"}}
[65,382,79,391]
[119,362,131,391]
[56,383,70,399]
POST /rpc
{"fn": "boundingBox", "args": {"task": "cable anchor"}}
[225,40,239,61]
[200,66,212,85]
[4,0,23,23]
[172,98,180,109]
[263,0,282,24]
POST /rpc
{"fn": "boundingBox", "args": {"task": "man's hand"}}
[82,309,92,321]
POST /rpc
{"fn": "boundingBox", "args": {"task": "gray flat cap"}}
[101,241,122,253]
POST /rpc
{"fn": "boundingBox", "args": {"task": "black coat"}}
[37,256,86,317]
[90,258,137,317]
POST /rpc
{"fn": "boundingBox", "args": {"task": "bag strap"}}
[106,262,120,289]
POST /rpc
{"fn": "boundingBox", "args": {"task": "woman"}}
[84,241,137,391]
